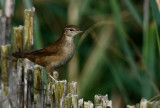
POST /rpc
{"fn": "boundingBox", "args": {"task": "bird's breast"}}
[63,42,75,60]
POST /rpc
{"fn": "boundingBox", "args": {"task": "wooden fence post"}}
[4,0,15,44]
[84,101,94,108]
[34,65,44,108]
[11,25,23,108]
[0,11,6,45]
[65,93,78,108]
[0,45,10,95]
[68,81,77,95]
[95,94,112,108]
[78,98,84,108]
[12,26,23,72]
[24,7,35,51]
[55,80,67,108]
[17,59,24,108]
[0,45,11,108]
[23,7,35,108]
[27,69,34,108]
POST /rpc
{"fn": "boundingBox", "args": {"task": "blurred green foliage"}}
[1,0,160,107]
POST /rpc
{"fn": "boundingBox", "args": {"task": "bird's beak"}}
[78,30,84,33]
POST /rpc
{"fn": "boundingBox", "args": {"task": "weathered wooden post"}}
[127,105,136,108]
[17,59,24,108]
[0,11,6,45]
[12,26,24,108]
[65,81,78,108]
[12,26,23,71]
[0,45,10,95]
[0,45,11,108]
[95,94,112,108]
[34,65,44,108]
[78,98,84,108]
[95,94,106,108]
[84,101,94,108]
[68,81,77,95]
[4,0,15,44]
[45,71,59,108]
[23,7,35,108]
[27,69,34,108]
[127,98,160,108]
[102,99,112,108]
[55,80,67,108]
[65,93,78,108]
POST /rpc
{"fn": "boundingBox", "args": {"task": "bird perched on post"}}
[13,25,83,75]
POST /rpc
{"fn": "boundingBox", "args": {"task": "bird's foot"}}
[47,73,57,82]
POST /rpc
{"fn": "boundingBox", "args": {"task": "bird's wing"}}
[13,44,60,58]
[25,45,59,56]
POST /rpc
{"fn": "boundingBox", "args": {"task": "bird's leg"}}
[47,70,59,82]
[47,73,56,81]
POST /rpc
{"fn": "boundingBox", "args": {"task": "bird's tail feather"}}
[12,52,27,58]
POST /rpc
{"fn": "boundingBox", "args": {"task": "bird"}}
[13,25,83,77]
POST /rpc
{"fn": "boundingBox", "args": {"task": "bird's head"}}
[63,25,83,38]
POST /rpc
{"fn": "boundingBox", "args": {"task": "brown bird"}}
[13,25,83,74]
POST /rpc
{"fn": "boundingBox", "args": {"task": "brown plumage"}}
[13,25,83,73]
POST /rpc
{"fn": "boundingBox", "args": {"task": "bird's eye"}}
[69,29,74,31]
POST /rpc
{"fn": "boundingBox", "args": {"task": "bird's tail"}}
[12,52,28,58]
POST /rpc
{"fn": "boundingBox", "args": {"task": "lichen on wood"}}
[84,101,94,108]
[78,98,84,108]
[53,71,59,80]
[65,93,78,108]
[0,16,6,45]
[13,26,23,53]
[95,94,108,108]
[4,0,15,44]
[17,59,24,108]
[34,65,44,108]
[23,7,35,108]
[24,7,35,51]
[0,44,10,96]
[12,26,23,73]
[55,80,67,108]
[68,81,77,95]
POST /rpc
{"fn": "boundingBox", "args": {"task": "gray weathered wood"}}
[4,0,15,44]
[126,98,160,108]
[102,99,112,108]
[68,81,77,95]
[12,26,23,72]
[0,45,10,95]
[127,105,136,108]
[84,101,94,108]
[55,80,67,108]
[95,94,108,108]
[6,26,24,108]
[0,45,11,108]
[53,71,59,80]
[17,59,24,108]
[34,65,44,108]
[12,25,24,108]
[65,93,78,108]
[0,14,6,45]
[23,7,35,51]
[78,98,84,108]
[13,26,24,53]
[23,7,35,108]
[27,69,34,108]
